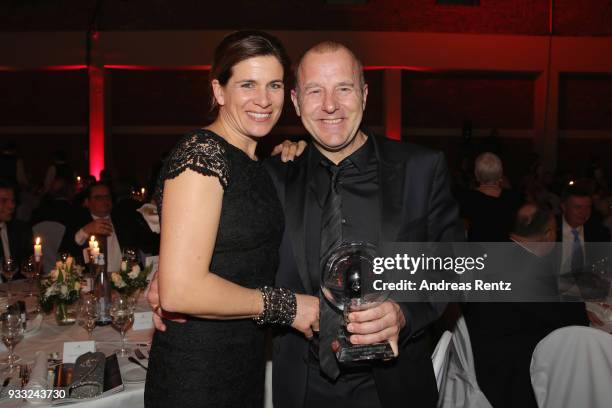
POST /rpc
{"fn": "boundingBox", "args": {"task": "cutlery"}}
[128,356,148,371]
[134,349,148,360]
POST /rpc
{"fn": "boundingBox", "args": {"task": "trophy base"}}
[334,337,395,363]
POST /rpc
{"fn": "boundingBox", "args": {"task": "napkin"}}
[24,350,49,405]
[136,203,160,233]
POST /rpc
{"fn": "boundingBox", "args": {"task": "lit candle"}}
[141,187,146,195]
[89,235,96,251]
[34,237,42,262]
[91,240,100,258]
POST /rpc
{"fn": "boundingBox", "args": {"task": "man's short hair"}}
[474,152,503,185]
[561,184,592,202]
[86,182,110,200]
[513,203,553,237]
[294,41,365,93]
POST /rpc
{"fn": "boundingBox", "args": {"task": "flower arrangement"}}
[111,261,153,295]
[40,256,83,314]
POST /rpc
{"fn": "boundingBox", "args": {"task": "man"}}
[0,179,33,277]
[60,182,124,271]
[464,203,589,408]
[150,42,461,408]
[557,184,610,275]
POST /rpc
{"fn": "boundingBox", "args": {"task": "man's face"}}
[86,185,112,218]
[291,49,368,154]
[0,188,15,223]
[561,195,592,228]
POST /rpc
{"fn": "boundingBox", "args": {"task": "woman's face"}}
[213,55,284,138]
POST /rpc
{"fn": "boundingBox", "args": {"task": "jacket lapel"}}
[373,135,406,243]
[284,153,315,294]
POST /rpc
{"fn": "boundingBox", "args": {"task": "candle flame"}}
[35,237,41,245]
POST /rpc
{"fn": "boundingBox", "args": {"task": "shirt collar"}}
[562,217,583,236]
[307,132,373,176]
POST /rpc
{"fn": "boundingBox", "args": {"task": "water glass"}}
[1,311,24,368]
[109,297,134,357]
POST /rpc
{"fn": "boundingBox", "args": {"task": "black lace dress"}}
[144,129,284,408]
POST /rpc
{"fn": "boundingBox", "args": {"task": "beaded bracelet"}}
[253,287,297,326]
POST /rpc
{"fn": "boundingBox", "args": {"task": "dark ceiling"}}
[0,0,611,36]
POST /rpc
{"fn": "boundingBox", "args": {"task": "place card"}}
[133,311,154,331]
[63,341,96,364]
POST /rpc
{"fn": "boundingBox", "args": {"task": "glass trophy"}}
[321,242,395,363]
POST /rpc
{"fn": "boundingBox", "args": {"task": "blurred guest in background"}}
[0,142,28,189]
[0,179,33,277]
[464,203,589,408]
[458,152,521,241]
[31,176,74,228]
[60,182,123,271]
[43,150,75,194]
[557,184,611,276]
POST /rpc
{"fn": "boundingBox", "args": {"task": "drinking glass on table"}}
[1,310,24,368]
[20,256,36,297]
[77,294,99,340]
[1,258,18,299]
[109,296,135,357]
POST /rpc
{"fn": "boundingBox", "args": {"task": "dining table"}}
[0,280,154,408]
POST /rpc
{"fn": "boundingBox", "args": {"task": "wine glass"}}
[1,311,24,368]
[109,297,134,357]
[1,258,18,299]
[77,295,99,340]
[21,256,36,297]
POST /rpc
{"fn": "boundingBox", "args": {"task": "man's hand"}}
[346,300,406,356]
[271,140,307,162]
[82,218,114,237]
[147,272,186,331]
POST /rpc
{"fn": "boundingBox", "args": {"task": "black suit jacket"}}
[463,244,588,408]
[4,219,33,278]
[59,209,132,263]
[265,134,462,408]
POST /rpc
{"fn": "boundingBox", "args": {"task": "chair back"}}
[530,325,612,408]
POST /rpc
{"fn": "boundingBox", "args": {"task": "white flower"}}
[111,272,126,288]
[128,265,141,279]
[74,281,81,291]
[121,261,128,272]
[45,286,56,298]
[60,285,68,297]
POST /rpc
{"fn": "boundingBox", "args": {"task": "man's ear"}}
[361,83,368,111]
[211,79,225,107]
[291,89,301,117]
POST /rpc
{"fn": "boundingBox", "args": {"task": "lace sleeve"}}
[163,131,230,189]
[155,131,230,217]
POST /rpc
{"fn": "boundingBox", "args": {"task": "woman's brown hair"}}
[209,30,290,113]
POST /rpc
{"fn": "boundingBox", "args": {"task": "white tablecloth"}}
[0,282,153,408]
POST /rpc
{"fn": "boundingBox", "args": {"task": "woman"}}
[144,31,319,408]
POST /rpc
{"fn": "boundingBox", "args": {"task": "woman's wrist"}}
[253,287,297,326]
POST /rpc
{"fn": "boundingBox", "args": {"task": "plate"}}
[121,362,147,383]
